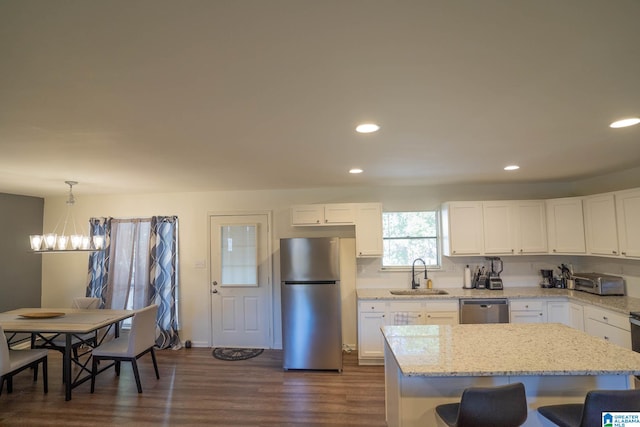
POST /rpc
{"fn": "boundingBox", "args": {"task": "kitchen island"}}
[383,323,640,427]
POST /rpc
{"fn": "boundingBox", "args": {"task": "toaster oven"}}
[572,273,625,296]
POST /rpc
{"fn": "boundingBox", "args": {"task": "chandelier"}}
[29,181,105,252]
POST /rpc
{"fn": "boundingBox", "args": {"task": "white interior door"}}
[210,213,271,348]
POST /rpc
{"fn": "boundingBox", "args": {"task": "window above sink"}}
[382,211,441,269]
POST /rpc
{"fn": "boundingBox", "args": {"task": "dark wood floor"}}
[0,348,387,426]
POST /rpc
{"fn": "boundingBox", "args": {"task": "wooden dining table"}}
[0,307,134,401]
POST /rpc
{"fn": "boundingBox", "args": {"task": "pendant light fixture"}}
[29,181,104,252]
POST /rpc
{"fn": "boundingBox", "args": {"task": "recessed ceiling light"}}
[610,117,640,128]
[349,168,363,174]
[504,165,520,171]
[355,123,380,133]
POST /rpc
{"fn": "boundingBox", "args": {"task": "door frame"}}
[207,210,274,348]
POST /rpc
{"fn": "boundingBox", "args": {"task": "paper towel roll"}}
[463,265,471,288]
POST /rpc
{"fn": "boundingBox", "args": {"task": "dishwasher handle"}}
[460,299,508,306]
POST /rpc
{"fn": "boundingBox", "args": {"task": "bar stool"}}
[538,389,640,427]
[435,382,527,427]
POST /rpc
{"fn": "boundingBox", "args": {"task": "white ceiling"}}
[1,0,639,198]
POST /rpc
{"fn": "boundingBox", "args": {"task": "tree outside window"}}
[382,211,440,268]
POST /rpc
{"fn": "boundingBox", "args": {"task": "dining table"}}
[0,307,134,401]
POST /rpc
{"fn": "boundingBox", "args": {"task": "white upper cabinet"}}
[546,197,586,254]
[482,201,515,254]
[483,200,547,255]
[515,200,548,254]
[441,202,484,256]
[324,204,356,224]
[615,188,640,258]
[291,202,382,258]
[291,203,355,225]
[355,203,383,258]
[291,204,325,225]
[583,193,619,256]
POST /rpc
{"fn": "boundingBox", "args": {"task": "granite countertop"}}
[356,287,640,315]
[382,323,640,377]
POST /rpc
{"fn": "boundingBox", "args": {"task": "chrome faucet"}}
[411,258,427,289]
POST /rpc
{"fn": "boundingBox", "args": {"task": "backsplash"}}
[356,255,640,298]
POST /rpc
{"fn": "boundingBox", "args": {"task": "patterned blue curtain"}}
[86,217,112,308]
[149,216,180,349]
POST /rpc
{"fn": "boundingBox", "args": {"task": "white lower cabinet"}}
[569,302,585,331]
[546,300,570,325]
[357,301,387,364]
[358,295,632,365]
[357,299,459,365]
[510,299,547,323]
[583,305,631,349]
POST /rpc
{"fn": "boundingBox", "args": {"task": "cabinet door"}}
[355,203,383,257]
[482,201,515,254]
[291,205,324,225]
[547,301,569,325]
[616,188,640,258]
[442,202,484,256]
[546,198,586,254]
[515,201,548,254]
[584,194,619,256]
[324,204,355,224]
[358,305,386,360]
[569,303,584,331]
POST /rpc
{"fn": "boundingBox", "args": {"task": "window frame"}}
[381,210,442,270]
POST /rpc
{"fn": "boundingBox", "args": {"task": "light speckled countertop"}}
[357,287,640,315]
[383,323,640,377]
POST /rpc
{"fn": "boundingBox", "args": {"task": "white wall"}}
[39,174,640,350]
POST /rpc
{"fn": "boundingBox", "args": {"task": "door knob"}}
[212,289,218,294]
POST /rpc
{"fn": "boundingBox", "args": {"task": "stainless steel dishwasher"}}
[459,299,509,323]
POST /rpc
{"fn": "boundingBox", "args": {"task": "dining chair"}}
[72,297,101,309]
[435,382,528,427]
[90,304,160,394]
[1,326,48,396]
[538,389,640,427]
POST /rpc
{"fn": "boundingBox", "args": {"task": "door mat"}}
[212,348,264,361]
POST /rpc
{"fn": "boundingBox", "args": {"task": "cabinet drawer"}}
[425,301,459,312]
[585,318,631,348]
[358,301,387,312]
[510,300,544,311]
[584,305,630,331]
[389,301,423,312]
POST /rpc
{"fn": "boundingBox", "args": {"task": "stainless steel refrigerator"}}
[280,237,342,371]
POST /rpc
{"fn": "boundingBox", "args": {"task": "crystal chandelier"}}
[29,181,105,252]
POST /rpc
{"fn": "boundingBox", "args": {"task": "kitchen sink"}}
[389,289,449,296]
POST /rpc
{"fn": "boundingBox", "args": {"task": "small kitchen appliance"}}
[540,269,554,288]
[572,273,625,296]
[486,257,503,290]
